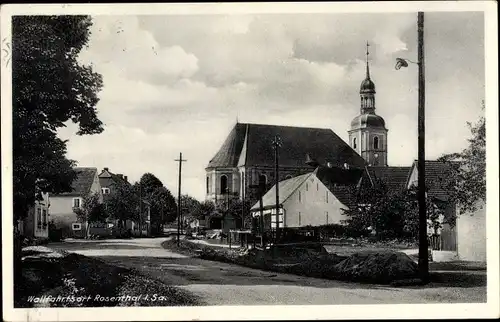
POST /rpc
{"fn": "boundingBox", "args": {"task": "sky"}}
[57,12,485,201]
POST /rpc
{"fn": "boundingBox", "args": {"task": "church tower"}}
[348,42,388,166]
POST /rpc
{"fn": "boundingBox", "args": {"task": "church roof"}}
[207,123,367,170]
[350,113,386,129]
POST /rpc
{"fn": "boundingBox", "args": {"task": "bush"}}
[48,221,63,242]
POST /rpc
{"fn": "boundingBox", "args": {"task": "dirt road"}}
[49,237,486,305]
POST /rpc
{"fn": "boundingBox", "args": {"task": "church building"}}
[205,43,391,207]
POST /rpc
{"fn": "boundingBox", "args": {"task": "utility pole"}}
[139,180,142,238]
[394,12,428,283]
[417,11,429,282]
[272,135,282,243]
[175,152,187,245]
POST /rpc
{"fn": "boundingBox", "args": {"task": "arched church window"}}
[374,136,379,150]
[220,175,228,194]
[206,176,210,194]
[353,138,357,149]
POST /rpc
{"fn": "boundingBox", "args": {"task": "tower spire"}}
[365,41,371,79]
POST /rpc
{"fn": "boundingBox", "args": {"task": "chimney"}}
[104,167,109,171]
[124,176,128,182]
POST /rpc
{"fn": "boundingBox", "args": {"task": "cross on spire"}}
[365,41,371,79]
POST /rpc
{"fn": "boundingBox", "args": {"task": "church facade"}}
[205,43,387,206]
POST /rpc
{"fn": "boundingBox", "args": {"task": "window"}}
[298,212,301,226]
[374,136,379,149]
[72,223,82,231]
[73,198,81,208]
[326,211,329,224]
[326,191,329,203]
[37,208,42,229]
[220,175,228,194]
[306,183,308,191]
[353,137,357,149]
[298,191,301,203]
[42,209,47,226]
[317,183,319,191]
[206,176,210,194]
[101,187,110,194]
[258,174,267,187]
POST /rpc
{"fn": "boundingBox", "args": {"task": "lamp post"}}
[395,12,428,282]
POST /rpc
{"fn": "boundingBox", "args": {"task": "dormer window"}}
[353,137,357,149]
[102,187,110,194]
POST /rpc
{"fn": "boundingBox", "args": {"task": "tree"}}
[341,180,443,240]
[180,195,201,226]
[438,102,486,214]
[149,186,177,233]
[74,192,107,238]
[135,173,177,234]
[105,180,139,234]
[12,16,103,223]
[194,200,216,221]
[215,198,252,229]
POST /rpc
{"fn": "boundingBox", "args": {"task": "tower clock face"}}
[374,153,379,158]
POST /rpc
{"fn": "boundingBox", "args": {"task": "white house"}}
[18,192,50,239]
[49,167,103,238]
[250,166,364,230]
[406,160,486,262]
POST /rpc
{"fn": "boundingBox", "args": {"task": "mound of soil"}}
[333,251,418,283]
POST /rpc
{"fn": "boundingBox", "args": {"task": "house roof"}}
[207,122,367,169]
[250,166,364,211]
[250,173,312,211]
[54,167,97,197]
[408,160,457,202]
[314,166,365,207]
[366,166,412,196]
[99,168,129,185]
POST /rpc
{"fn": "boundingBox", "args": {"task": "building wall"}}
[49,196,79,229]
[457,201,486,262]
[348,128,387,166]
[283,174,347,228]
[22,195,49,239]
[90,172,103,203]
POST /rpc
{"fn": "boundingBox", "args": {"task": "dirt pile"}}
[333,251,419,283]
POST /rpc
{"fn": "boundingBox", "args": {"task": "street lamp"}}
[395,12,429,283]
